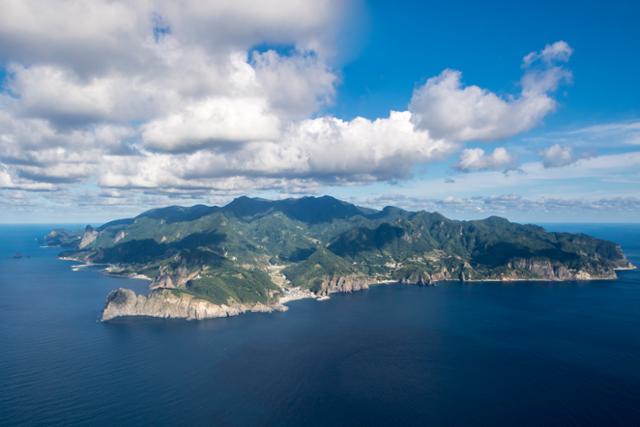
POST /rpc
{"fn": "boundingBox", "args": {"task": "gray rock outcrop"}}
[101,288,286,321]
[78,225,98,249]
[316,275,374,296]
[506,258,617,281]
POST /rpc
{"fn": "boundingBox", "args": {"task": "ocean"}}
[1,224,639,426]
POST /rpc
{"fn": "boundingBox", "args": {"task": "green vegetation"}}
[44,228,82,248]
[51,196,632,305]
[187,267,278,305]
[283,248,357,292]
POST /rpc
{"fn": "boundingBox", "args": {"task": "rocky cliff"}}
[505,258,617,281]
[316,275,374,295]
[78,225,98,249]
[101,288,286,321]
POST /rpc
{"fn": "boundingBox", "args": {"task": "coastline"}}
[614,265,638,271]
[98,272,634,321]
[60,256,153,281]
[57,255,636,322]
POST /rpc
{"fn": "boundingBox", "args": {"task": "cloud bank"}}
[2,1,615,222]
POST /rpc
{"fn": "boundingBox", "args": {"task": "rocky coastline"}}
[59,252,635,322]
[99,262,635,321]
[101,288,288,321]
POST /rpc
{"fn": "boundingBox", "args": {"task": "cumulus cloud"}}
[252,50,338,119]
[0,1,350,184]
[456,147,513,171]
[0,109,136,184]
[102,111,455,188]
[154,0,344,57]
[0,0,345,73]
[0,163,55,191]
[142,97,282,152]
[409,41,572,141]
[0,0,150,75]
[0,0,580,219]
[540,144,573,168]
[0,1,344,127]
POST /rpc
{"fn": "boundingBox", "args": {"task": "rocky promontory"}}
[102,288,287,321]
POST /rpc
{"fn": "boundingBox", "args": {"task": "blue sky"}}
[0,0,639,223]
[333,0,640,122]
[328,0,640,222]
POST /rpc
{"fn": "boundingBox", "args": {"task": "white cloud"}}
[142,97,282,152]
[0,0,351,189]
[456,147,513,171]
[522,41,573,67]
[0,1,350,167]
[275,111,453,180]
[252,50,337,119]
[409,41,572,141]
[540,144,573,168]
[0,0,150,75]
[102,111,456,189]
[0,110,135,183]
[0,0,346,74]
[0,163,55,191]
[0,1,580,218]
[7,64,126,126]
[153,0,345,56]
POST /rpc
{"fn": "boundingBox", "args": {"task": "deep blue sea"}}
[1,224,639,426]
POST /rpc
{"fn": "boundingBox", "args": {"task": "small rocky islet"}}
[46,196,635,321]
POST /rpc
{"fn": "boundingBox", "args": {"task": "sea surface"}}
[1,224,639,426]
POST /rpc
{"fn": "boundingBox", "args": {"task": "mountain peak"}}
[135,204,218,224]
[224,195,368,223]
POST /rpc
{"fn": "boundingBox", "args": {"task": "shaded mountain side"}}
[283,248,359,292]
[47,196,634,316]
[328,223,406,258]
[225,195,375,223]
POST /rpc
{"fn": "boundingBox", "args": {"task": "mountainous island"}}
[46,196,634,321]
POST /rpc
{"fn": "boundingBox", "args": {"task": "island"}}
[46,196,635,321]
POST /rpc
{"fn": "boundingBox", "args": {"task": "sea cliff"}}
[44,196,634,322]
[102,288,287,321]
[100,262,632,321]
